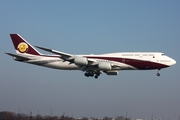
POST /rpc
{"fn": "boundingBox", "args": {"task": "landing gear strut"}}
[156,69,160,76]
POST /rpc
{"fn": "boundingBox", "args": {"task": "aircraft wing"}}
[5,53,32,60]
[35,46,73,59]
[35,46,97,65]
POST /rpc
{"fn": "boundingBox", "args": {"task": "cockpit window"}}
[161,53,166,56]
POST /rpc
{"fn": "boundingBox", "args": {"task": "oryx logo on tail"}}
[17,42,28,53]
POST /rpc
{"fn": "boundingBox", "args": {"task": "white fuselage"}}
[16,52,176,71]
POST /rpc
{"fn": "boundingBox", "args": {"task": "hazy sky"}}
[0,1,180,120]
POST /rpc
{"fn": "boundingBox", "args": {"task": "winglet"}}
[10,34,41,55]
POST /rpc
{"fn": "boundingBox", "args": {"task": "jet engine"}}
[98,62,111,70]
[74,57,88,66]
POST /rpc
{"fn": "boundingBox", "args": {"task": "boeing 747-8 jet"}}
[6,34,176,79]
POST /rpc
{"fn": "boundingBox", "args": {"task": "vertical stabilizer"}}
[10,34,41,55]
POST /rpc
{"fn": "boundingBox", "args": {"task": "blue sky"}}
[0,1,180,119]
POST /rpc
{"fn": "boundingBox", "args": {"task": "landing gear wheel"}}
[157,73,160,76]
[84,73,89,77]
[84,71,101,79]
[157,69,161,77]
[94,73,100,79]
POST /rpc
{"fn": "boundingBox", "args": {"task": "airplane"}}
[6,34,176,79]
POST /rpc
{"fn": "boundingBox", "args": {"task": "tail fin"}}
[10,34,41,55]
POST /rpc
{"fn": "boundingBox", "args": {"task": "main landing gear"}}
[156,69,160,76]
[84,71,100,79]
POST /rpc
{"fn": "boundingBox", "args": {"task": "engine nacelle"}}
[98,62,111,70]
[105,70,118,75]
[74,57,88,66]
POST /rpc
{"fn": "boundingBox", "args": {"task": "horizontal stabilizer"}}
[5,53,32,60]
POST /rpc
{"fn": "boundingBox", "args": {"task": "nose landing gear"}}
[156,69,160,76]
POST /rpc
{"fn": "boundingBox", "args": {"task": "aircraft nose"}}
[171,59,176,66]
